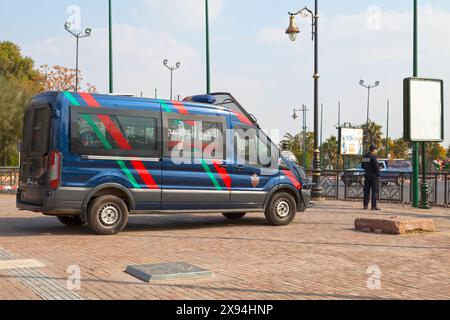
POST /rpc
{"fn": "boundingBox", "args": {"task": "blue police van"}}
[17,91,311,235]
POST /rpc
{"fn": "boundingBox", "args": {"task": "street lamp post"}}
[292,105,310,168]
[163,60,181,100]
[359,80,380,127]
[286,0,322,199]
[109,0,113,93]
[64,22,92,92]
[205,0,211,94]
[386,99,390,158]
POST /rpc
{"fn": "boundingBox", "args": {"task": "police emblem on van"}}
[251,174,260,188]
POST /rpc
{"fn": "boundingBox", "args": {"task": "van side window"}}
[166,117,225,160]
[72,110,159,158]
[235,127,272,167]
[202,122,224,160]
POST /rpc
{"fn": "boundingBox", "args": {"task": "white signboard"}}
[340,128,364,156]
[404,78,444,142]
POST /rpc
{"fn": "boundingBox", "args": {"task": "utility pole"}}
[320,103,324,166]
[109,0,113,93]
[386,99,390,158]
[205,0,211,94]
[412,0,420,208]
[292,105,310,169]
[337,101,341,170]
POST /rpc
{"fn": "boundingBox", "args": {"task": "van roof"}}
[35,91,232,114]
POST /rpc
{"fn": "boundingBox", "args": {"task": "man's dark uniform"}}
[361,148,380,210]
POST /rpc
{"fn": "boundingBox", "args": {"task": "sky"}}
[1,0,449,147]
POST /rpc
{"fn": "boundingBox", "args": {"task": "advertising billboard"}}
[404,77,444,142]
[339,128,364,156]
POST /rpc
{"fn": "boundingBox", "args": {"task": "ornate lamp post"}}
[286,0,322,198]
[64,22,92,92]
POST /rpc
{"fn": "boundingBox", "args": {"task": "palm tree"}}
[280,132,314,168]
[361,120,383,151]
[321,136,339,169]
[392,138,411,159]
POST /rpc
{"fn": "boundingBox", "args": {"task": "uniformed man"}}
[361,145,381,211]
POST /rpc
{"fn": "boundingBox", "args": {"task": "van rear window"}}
[72,111,159,158]
[22,105,51,156]
[31,107,51,154]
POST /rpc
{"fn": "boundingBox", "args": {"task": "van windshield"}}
[22,105,51,156]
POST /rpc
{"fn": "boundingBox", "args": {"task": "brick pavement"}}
[0,194,449,300]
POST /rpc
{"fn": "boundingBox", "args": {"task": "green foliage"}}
[280,132,314,168]
[391,138,411,159]
[321,136,340,169]
[0,41,42,166]
[0,41,40,81]
[447,146,450,159]
[361,120,383,151]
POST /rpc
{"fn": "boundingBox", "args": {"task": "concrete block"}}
[355,217,435,235]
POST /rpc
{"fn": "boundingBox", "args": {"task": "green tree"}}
[0,41,40,82]
[321,135,340,169]
[380,138,395,158]
[391,138,411,159]
[447,146,450,159]
[280,132,314,168]
[361,120,383,151]
[0,42,42,166]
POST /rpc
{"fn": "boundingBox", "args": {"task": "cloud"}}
[140,0,225,29]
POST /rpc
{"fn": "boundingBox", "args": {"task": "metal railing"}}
[2,166,449,206]
[308,170,450,206]
[0,167,19,193]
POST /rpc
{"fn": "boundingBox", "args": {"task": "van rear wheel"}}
[87,195,129,235]
[222,212,246,220]
[57,216,86,227]
[265,192,297,226]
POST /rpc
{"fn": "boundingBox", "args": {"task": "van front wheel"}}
[265,192,297,226]
[87,195,129,235]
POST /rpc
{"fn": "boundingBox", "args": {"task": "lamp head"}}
[375,81,380,86]
[286,14,300,42]
[176,62,181,68]
[359,80,365,86]
[163,59,168,66]
[85,28,92,36]
[64,21,72,30]
[292,110,298,120]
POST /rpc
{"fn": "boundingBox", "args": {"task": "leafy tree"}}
[361,120,383,151]
[380,138,395,158]
[0,42,42,166]
[39,64,96,93]
[391,138,411,159]
[321,135,340,169]
[280,132,314,168]
[447,146,450,159]
[0,41,40,82]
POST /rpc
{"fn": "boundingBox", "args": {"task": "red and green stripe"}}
[65,91,159,190]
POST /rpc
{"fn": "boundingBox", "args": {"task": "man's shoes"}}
[371,207,382,211]
[364,206,369,210]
